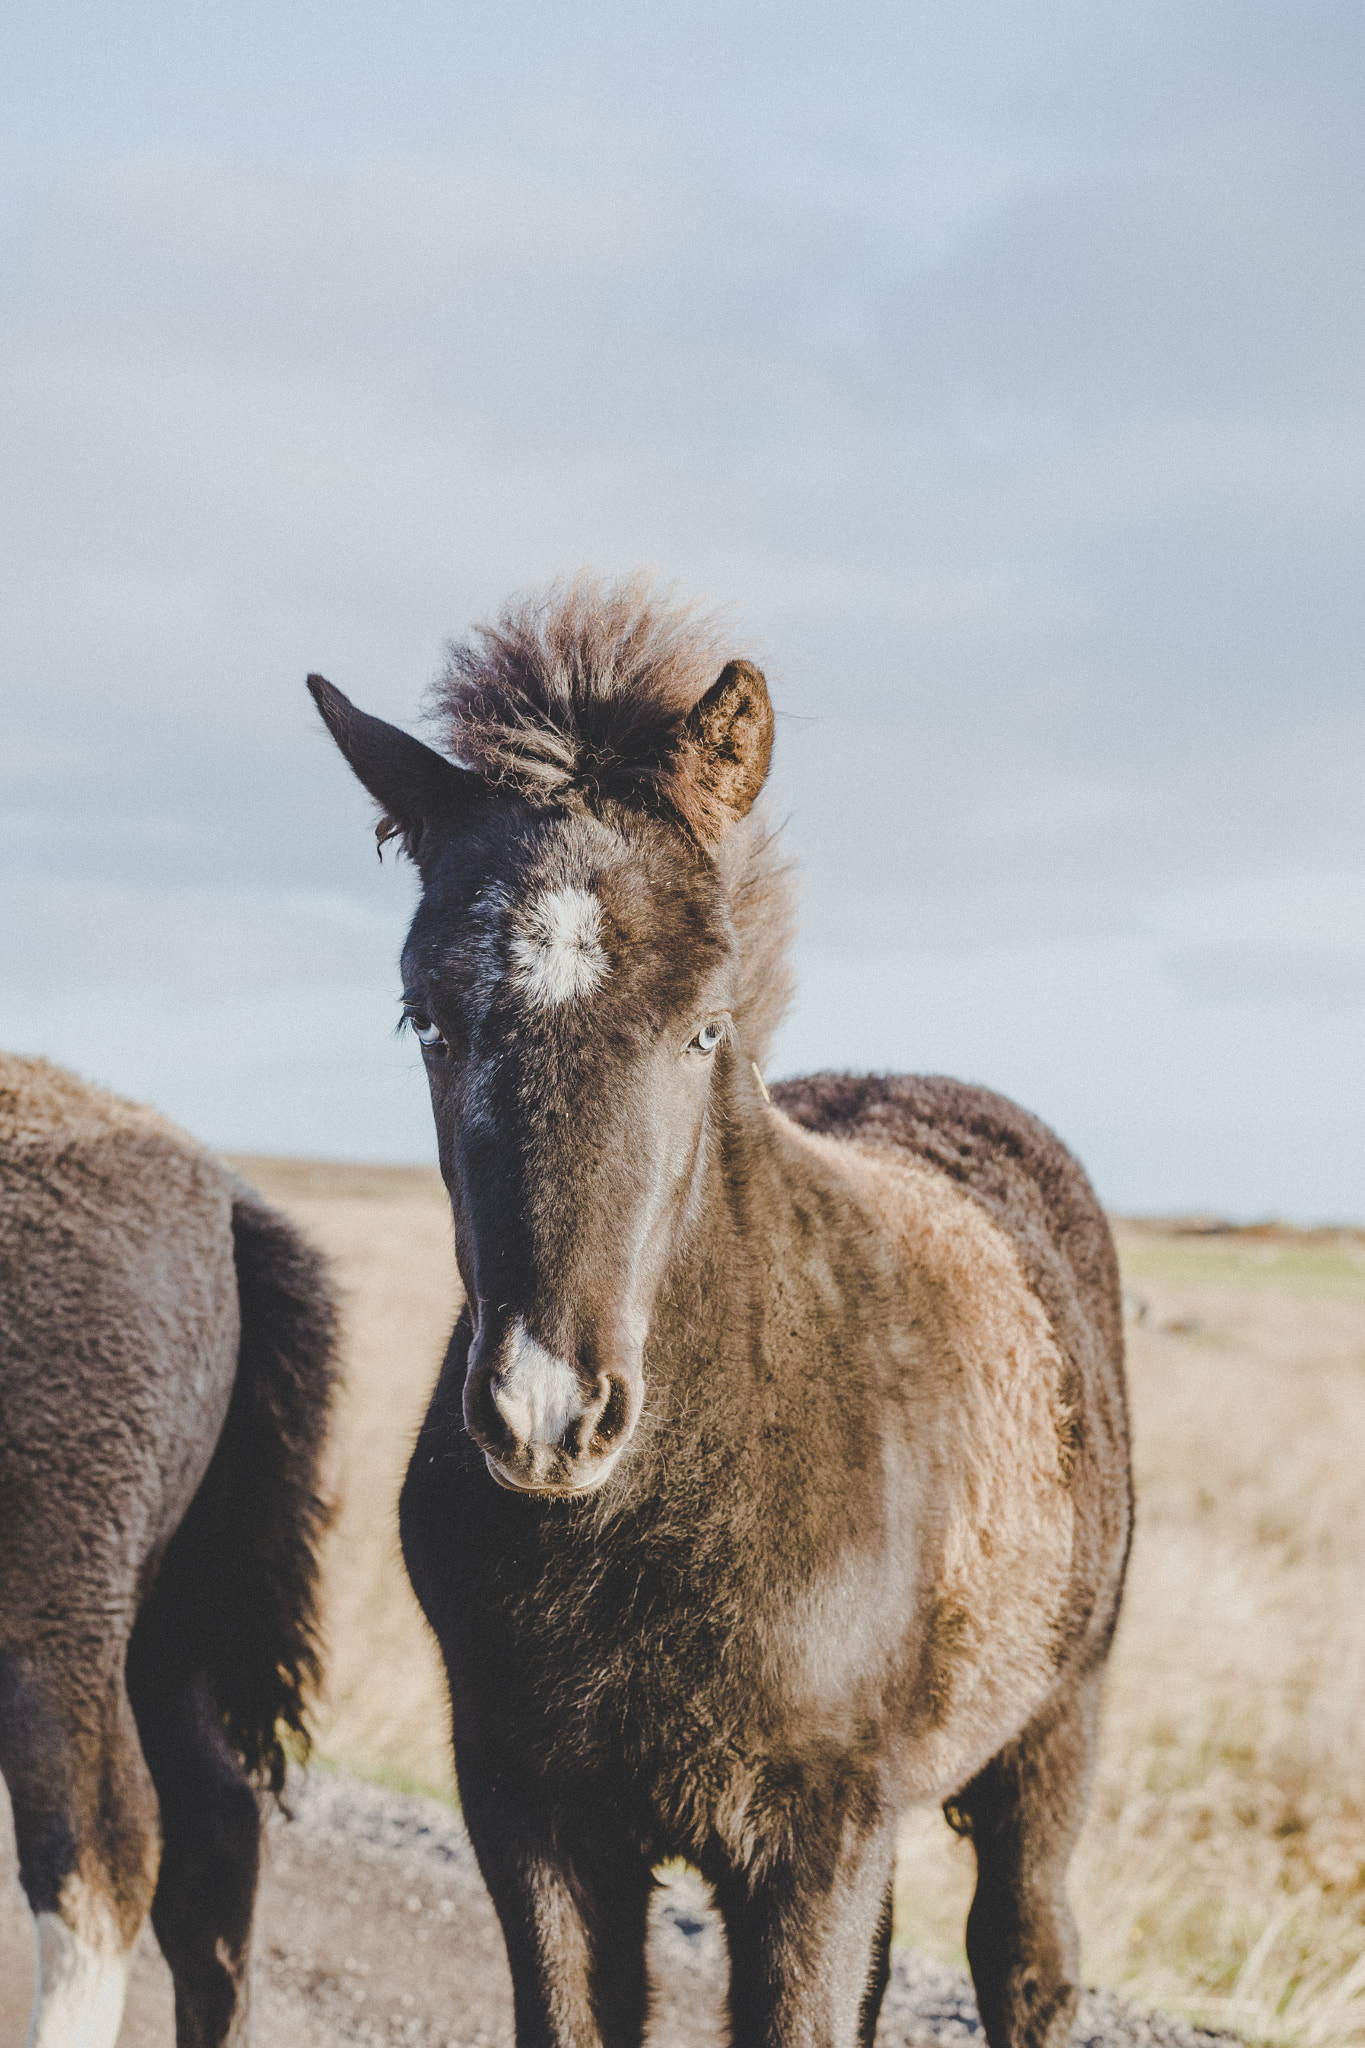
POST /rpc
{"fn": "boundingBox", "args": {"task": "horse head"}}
[311,583,781,1497]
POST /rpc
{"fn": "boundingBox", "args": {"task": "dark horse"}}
[0,1053,336,2046]
[311,579,1132,2048]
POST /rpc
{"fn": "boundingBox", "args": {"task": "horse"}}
[310,576,1132,2048]
[0,1053,336,2048]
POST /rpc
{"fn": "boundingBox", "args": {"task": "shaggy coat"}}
[311,576,1133,2048]
[0,1054,336,2048]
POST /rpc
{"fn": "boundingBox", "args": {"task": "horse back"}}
[769,1073,1123,1383]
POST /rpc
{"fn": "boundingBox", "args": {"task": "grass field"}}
[231,1158,1365,2048]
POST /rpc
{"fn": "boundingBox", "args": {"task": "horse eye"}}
[691,1021,725,1055]
[407,1010,446,1050]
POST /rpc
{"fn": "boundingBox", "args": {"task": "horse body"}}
[399,1074,1127,2048]
[406,1074,1115,1795]
[0,1053,335,2047]
[313,577,1132,2048]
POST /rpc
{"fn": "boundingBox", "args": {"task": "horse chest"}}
[440,1340,1073,1823]
[449,1494,901,1823]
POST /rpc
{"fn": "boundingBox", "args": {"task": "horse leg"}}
[132,1673,260,2048]
[947,1666,1102,2048]
[0,1649,160,2048]
[456,1751,653,2048]
[712,1814,897,2048]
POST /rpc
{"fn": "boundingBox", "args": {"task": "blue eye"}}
[691,1020,726,1055]
[406,1009,446,1050]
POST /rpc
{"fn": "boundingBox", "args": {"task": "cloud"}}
[1,876,404,999]
[1,1,1362,1210]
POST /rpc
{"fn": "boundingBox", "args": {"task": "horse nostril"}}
[463,1360,512,1452]
[590,1373,631,1450]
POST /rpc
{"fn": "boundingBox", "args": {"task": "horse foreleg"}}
[712,1814,897,2048]
[0,1650,159,2048]
[456,1750,654,2048]
[948,1665,1102,2048]
[133,1673,260,2048]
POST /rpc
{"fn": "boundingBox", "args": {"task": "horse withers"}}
[0,1055,336,2047]
[312,578,1133,2048]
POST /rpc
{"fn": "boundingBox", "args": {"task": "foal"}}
[312,578,1131,2048]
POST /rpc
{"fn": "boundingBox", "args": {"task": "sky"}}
[1,1,1362,1218]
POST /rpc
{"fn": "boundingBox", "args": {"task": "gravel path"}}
[0,1771,1236,2048]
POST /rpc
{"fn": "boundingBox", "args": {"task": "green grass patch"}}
[1118,1241,1365,1300]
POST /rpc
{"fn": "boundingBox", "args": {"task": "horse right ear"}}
[308,675,478,868]
[672,659,775,847]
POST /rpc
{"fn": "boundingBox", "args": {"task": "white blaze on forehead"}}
[491,1321,587,1446]
[509,885,608,1009]
[29,1892,133,2048]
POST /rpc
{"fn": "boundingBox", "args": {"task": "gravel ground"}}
[0,1770,1237,2048]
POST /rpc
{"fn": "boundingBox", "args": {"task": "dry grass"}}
[234,1160,1365,2047]
[229,1157,461,1796]
[896,1226,1365,2048]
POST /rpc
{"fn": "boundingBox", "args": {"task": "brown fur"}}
[0,1053,336,2045]
[780,1125,1078,1794]
[771,1071,1135,1658]
[434,574,732,818]
[312,577,1134,2048]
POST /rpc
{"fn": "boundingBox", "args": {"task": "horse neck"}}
[642,1058,794,1453]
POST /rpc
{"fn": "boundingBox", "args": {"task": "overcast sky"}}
[2,1,1361,1217]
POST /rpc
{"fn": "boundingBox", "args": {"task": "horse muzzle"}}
[463,1314,642,1496]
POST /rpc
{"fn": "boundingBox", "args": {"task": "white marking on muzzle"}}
[28,1891,133,2048]
[510,886,608,1009]
[491,1322,587,1446]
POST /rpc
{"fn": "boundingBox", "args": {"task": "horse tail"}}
[216,1187,338,1790]
[132,1184,338,1797]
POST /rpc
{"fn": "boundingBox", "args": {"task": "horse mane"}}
[430,574,798,1065]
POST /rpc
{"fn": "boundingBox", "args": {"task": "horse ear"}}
[308,674,477,867]
[676,659,775,845]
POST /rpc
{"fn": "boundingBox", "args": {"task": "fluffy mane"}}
[430,574,798,1065]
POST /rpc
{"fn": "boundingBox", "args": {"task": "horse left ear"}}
[308,674,478,869]
[676,659,775,845]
